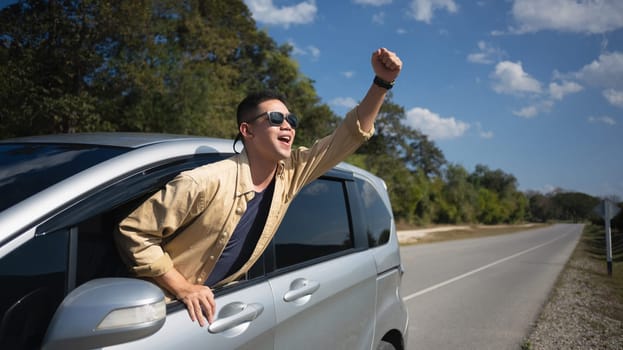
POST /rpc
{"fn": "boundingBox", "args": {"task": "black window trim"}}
[345,179,369,250]
[350,176,393,248]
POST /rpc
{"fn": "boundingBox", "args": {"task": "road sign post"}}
[594,199,621,277]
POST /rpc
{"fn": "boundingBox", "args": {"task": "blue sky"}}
[243,0,623,199]
[2,0,622,198]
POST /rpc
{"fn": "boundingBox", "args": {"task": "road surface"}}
[400,224,583,350]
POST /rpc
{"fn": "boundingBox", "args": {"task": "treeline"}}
[528,191,622,230]
[1,0,620,226]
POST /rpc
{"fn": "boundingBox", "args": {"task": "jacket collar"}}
[235,149,285,198]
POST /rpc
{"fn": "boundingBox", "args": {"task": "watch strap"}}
[373,76,395,90]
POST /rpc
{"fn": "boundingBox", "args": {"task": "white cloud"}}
[487,61,584,119]
[467,53,491,65]
[513,105,539,118]
[491,61,542,95]
[467,41,506,65]
[512,100,554,118]
[244,0,317,27]
[405,107,469,140]
[372,11,385,24]
[342,71,355,78]
[288,40,321,60]
[588,116,617,126]
[475,122,494,139]
[510,0,623,34]
[408,0,458,23]
[307,45,321,59]
[490,29,506,36]
[571,52,623,89]
[549,81,583,100]
[603,89,623,108]
[396,28,408,35]
[479,130,494,139]
[543,184,557,194]
[330,97,358,109]
[353,0,392,6]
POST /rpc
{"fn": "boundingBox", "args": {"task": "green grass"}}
[583,224,623,262]
[581,225,623,307]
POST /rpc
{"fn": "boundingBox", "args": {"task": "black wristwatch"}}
[373,76,395,90]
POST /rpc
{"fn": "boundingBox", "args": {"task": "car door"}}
[268,177,377,349]
[28,154,276,349]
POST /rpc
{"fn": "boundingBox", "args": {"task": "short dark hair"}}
[236,90,289,126]
[233,90,289,153]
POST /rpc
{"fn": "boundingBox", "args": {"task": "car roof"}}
[0,132,389,196]
[0,132,234,150]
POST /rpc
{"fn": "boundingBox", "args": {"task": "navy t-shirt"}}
[204,179,275,287]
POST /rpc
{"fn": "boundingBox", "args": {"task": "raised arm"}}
[357,48,403,132]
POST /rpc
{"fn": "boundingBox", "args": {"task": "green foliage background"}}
[1,0,619,226]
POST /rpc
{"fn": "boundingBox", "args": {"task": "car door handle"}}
[208,303,264,334]
[283,279,320,302]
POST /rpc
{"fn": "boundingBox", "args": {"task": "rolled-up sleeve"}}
[348,106,375,140]
[116,174,205,277]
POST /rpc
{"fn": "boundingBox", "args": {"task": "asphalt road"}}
[400,223,583,350]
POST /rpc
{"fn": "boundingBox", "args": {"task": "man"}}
[115,47,402,327]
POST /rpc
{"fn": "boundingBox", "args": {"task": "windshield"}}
[0,143,128,212]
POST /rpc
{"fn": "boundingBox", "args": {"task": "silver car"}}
[0,133,408,350]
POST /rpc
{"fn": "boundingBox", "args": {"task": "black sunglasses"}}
[248,111,298,129]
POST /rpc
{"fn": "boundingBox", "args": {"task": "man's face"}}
[242,99,296,162]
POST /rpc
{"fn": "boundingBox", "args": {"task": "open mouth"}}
[278,135,292,144]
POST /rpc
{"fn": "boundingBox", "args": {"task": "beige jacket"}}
[116,107,373,289]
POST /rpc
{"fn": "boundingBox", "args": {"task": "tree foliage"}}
[0,0,337,141]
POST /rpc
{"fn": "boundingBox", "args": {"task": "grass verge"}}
[573,224,623,320]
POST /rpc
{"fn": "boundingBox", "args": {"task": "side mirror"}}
[42,278,166,350]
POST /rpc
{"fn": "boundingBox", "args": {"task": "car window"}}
[0,231,69,349]
[63,155,228,285]
[273,179,353,269]
[0,143,128,211]
[356,178,392,247]
[34,154,231,287]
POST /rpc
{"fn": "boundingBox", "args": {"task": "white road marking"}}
[403,233,568,301]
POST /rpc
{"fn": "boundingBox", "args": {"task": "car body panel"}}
[270,251,377,349]
[374,269,409,349]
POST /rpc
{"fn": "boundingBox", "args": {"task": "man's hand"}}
[154,268,216,327]
[357,47,403,132]
[371,47,402,83]
[176,284,216,327]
